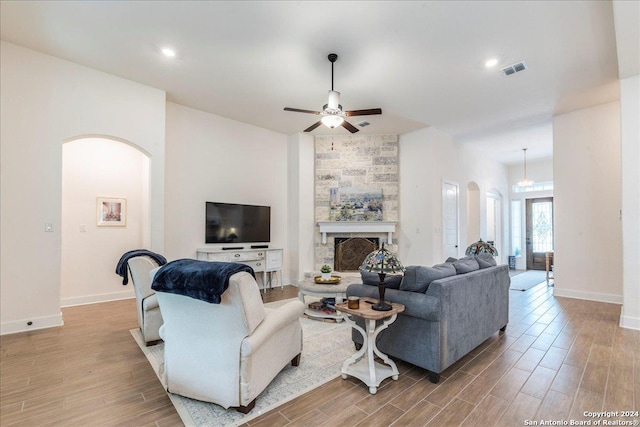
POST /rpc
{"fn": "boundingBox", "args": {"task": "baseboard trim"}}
[61,290,135,308]
[619,312,640,330]
[552,288,623,304]
[1,313,64,335]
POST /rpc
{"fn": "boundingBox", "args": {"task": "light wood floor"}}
[1,283,638,426]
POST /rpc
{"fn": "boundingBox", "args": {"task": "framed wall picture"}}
[97,197,127,227]
[330,187,383,221]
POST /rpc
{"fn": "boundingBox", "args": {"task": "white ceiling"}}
[0,1,624,165]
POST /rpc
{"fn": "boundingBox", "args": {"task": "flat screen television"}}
[205,202,271,244]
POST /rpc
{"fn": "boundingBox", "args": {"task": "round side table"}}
[335,297,405,394]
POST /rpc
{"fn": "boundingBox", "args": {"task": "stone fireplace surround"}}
[314,135,399,273]
[316,221,397,272]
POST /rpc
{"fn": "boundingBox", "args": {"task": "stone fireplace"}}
[313,134,399,272]
[334,237,379,271]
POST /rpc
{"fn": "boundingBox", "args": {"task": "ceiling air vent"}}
[357,121,371,127]
[501,61,527,76]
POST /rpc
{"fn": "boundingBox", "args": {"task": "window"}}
[512,181,554,193]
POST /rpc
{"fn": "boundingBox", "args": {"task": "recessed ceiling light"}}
[161,48,176,58]
[485,58,498,68]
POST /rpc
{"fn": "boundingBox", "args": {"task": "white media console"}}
[196,247,283,292]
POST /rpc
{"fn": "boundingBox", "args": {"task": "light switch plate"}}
[45,223,54,232]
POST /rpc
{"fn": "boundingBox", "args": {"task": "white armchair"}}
[154,271,304,413]
[127,256,163,345]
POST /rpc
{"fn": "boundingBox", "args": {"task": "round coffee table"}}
[298,275,361,322]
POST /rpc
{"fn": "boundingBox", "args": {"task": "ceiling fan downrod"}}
[327,53,340,111]
[328,53,337,91]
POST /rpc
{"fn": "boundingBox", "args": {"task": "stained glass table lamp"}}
[360,243,405,311]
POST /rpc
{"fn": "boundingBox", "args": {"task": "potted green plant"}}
[320,264,332,280]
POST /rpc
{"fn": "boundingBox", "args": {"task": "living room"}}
[1,1,638,426]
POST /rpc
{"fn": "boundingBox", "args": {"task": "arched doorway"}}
[61,136,151,306]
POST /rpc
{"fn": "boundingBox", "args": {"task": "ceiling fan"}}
[284,53,382,133]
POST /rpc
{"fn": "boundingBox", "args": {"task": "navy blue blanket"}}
[151,259,255,304]
[115,249,168,285]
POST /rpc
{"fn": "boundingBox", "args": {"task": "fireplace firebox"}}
[334,237,379,272]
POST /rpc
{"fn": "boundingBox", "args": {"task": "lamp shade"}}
[360,243,405,311]
[465,239,498,256]
[360,243,405,274]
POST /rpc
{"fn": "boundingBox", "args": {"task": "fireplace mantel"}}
[317,221,397,245]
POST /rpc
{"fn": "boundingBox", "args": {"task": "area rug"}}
[509,269,548,291]
[130,300,352,426]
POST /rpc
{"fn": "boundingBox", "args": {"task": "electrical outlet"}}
[79,224,87,232]
[45,223,53,232]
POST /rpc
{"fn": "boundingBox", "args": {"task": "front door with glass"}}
[526,197,554,270]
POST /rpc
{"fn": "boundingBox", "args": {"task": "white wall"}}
[466,182,481,246]
[61,138,149,306]
[287,133,315,282]
[398,127,509,266]
[164,102,290,279]
[619,75,640,329]
[0,42,166,335]
[553,101,622,303]
[459,145,510,265]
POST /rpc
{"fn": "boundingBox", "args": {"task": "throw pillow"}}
[445,257,458,263]
[475,253,497,269]
[399,263,456,293]
[452,256,480,274]
[360,271,403,290]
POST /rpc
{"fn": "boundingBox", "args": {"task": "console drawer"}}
[243,259,265,272]
[228,251,264,262]
[201,252,228,262]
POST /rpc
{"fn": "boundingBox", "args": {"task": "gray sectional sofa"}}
[346,254,510,383]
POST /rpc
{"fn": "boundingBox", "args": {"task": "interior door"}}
[443,181,459,259]
[526,197,554,270]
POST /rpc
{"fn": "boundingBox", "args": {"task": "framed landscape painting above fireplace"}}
[330,187,383,221]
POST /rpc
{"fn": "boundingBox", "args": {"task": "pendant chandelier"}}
[517,148,534,188]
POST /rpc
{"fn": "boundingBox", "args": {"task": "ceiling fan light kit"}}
[321,114,344,129]
[284,53,382,133]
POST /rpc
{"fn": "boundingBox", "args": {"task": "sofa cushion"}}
[445,257,458,263]
[400,264,457,293]
[361,271,403,289]
[475,253,497,269]
[452,256,480,274]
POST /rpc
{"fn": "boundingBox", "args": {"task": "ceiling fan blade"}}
[304,121,323,132]
[345,108,382,117]
[284,107,321,115]
[341,120,359,133]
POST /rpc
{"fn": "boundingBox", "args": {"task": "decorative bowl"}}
[314,275,341,284]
